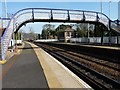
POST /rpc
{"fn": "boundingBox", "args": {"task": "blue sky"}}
[0,2,119,34]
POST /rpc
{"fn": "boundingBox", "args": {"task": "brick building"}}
[58,25,74,43]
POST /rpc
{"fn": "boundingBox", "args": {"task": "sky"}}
[0,1,119,34]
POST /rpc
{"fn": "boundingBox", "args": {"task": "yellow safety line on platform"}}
[0,43,24,65]
[27,42,63,88]
[0,60,7,65]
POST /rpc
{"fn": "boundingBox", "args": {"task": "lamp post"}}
[87,23,90,43]
[5,0,8,18]
[109,1,111,19]
[108,1,112,46]
[101,0,102,14]
[119,1,120,20]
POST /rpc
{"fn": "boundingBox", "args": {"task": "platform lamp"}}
[101,0,102,14]
[109,1,112,19]
[119,1,120,21]
[109,1,112,46]
[100,0,103,19]
[4,0,8,18]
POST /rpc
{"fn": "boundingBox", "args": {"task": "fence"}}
[70,36,120,44]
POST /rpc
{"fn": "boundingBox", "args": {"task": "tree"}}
[41,24,56,39]
[15,32,22,40]
[28,27,36,40]
[42,24,55,30]
[73,23,87,37]
[72,23,95,37]
[41,29,47,39]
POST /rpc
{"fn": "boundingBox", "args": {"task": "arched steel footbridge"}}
[1,8,120,60]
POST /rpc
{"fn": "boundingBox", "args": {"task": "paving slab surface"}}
[2,42,48,88]
[2,42,92,89]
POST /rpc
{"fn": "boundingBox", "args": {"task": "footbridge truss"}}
[1,8,120,60]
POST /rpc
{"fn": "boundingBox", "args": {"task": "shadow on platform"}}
[18,47,40,50]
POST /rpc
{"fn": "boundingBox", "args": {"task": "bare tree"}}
[29,27,36,40]
[41,24,56,39]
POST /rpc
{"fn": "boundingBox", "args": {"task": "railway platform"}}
[2,42,92,89]
[56,42,120,50]
[69,43,120,50]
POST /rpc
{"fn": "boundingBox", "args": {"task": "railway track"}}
[48,42,120,64]
[35,43,120,89]
[51,46,120,72]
